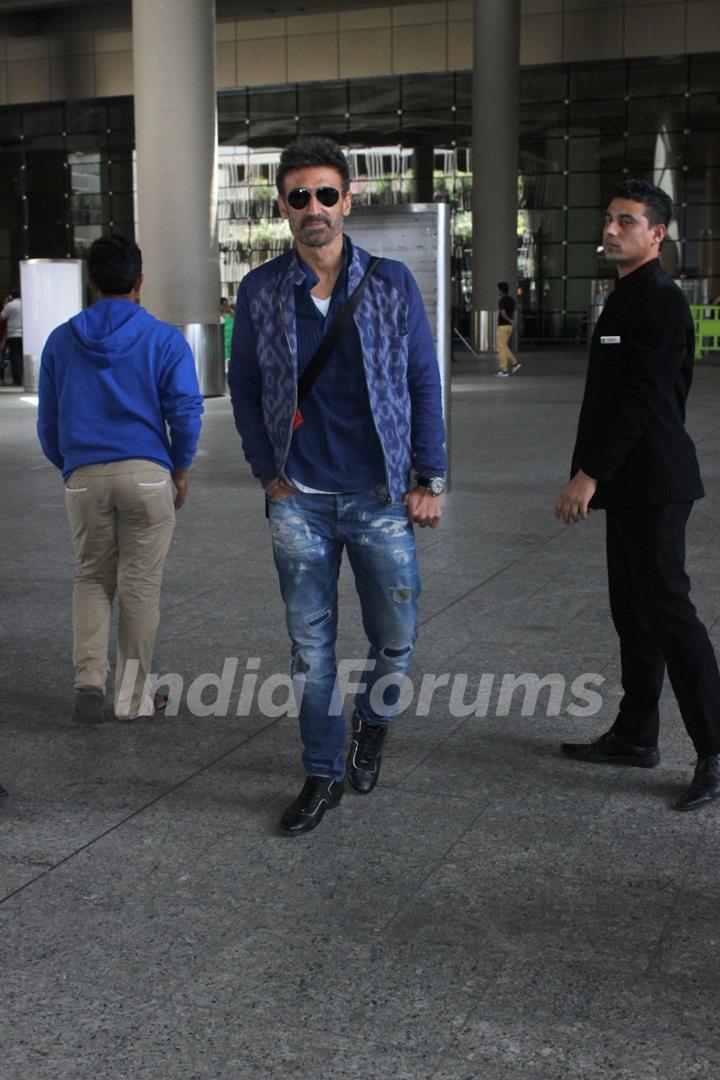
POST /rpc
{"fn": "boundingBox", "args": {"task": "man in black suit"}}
[554,178,720,812]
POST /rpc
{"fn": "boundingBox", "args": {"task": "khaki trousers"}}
[497,323,517,372]
[64,460,175,719]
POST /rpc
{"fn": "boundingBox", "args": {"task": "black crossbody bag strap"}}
[296,256,381,410]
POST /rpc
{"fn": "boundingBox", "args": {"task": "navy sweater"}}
[285,252,385,492]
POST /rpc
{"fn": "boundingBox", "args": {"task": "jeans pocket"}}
[267,491,300,512]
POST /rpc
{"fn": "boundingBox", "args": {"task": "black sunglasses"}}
[286,186,341,210]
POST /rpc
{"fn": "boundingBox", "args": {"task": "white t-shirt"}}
[1,298,21,338]
[311,294,331,317]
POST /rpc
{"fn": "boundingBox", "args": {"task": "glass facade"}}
[0,55,718,342]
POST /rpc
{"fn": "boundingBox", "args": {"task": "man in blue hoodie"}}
[229,137,447,835]
[37,234,204,724]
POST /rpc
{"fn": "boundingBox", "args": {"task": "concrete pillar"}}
[412,147,435,203]
[132,0,224,394]
[471,0,520,351]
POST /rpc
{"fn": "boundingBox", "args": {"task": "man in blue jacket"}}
[229,137,447,834]
[38,235,204,725]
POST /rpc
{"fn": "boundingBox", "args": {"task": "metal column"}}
[471,0,520,352]
[132,0,224,395]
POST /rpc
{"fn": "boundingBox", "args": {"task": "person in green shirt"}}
[220,297,234,365]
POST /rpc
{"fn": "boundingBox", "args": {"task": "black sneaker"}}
[72,688,105,725]
[561,730,659,768]
[346,712,388,794]
[279,776,344,835]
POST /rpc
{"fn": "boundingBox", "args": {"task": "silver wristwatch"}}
[417,476,446,496]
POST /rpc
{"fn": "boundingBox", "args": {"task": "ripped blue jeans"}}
[267,486,420,781]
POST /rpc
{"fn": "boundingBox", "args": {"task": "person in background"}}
[555,179,720,813]
[37,235,204,725]
[495,281,520,378]
[0,289,23,386]
[0,305,7,384]
[220,297,234,367]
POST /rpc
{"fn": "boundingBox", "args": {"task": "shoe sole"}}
[674,791,720,812]
[561,749,659,768]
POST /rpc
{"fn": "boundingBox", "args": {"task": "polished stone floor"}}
[3,349,720,1079]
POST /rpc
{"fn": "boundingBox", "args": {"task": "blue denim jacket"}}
[228,236,447,503]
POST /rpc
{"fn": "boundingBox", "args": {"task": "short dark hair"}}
[87,234,142,295]
[276,137,350,196]
[497,281,510,294]
[610,179,673,228]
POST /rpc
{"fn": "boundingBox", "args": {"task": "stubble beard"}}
[602,243,625,266]
[295,214,344,248]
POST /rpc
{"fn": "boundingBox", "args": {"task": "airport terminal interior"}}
[2,0,720,1077]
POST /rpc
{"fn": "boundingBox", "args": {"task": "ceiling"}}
[0,0,421,24]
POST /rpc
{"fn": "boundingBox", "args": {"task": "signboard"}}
[20,259,85,391]
[348,203,451,482]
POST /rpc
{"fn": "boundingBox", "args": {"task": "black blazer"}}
[571,259,704,509]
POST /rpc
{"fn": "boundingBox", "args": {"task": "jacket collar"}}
[614,258,661,291]
[281,234,363,291]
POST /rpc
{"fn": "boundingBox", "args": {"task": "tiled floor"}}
[3,350,720,1078]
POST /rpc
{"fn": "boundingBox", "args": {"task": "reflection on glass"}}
[653,125,681,274]
[569,63,625,101]
[298,81,348,118]
[520,68,567,104]
[0,56,712,340]
[629,60,688,98]
[569,135,625,173]
[628,96,687,132]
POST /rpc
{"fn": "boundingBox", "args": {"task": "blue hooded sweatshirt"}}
[37,299,204,480]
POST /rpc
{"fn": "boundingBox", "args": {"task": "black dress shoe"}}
[346,712,388,794]
[675,754,720,812]
[280,776,343,835]
[561,730,659,768]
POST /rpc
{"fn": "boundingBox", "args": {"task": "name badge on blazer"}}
[600,335,621,344]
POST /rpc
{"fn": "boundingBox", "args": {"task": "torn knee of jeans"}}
[390,586,412,603]
[293,652,311,674]
[306,607,334,630]
[382,644,413,659]
[292,647,334,680]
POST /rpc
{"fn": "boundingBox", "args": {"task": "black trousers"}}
[606,503,720,757]
[7,338,23,386]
